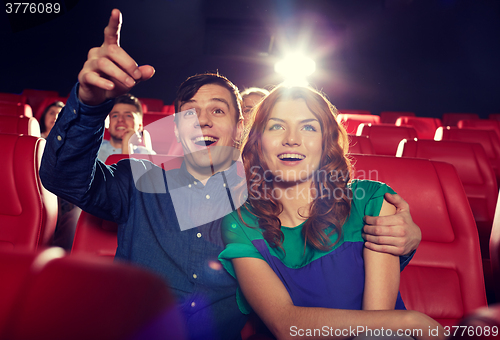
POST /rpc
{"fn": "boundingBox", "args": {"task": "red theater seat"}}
[458,119,500,140]
[0,134,58,251]
[436,127,500,185]
[0,102,33,117]
[397,139,498,297]
[380,111,415,124]
[348,134,374,155]
[143,114,183,155]
[22,89,60,117]
[351,154,487,326]
[396,116,442,139]
[337,113,381,135]
[491,193,500,302]
[0,115,40,136]
[489,114,500,121]
[357,124,417,156]
[0,92,26,105]
[139,97,164,112]
[0,248,187,340]
[162,104,175,115]
[338,109,371,115]
[34,96,68,120]
[442,113,479,127]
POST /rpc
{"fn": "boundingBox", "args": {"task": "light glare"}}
[275,53,316,86]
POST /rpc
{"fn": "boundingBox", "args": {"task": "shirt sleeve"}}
[39,83,134,224]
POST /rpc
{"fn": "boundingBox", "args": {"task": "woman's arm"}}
[363,199,400,310]
[232,256,442,340]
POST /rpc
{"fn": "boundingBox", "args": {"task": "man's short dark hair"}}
[114,93,143,118]
[174,73,243,123]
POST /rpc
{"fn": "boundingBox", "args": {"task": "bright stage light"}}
[274,53,316,86]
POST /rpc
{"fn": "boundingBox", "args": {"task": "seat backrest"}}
[162,104,175,115]
[71,157,183,258]
[139,97,164,112]
[491,191,500,302]
[442,113,479,127]
[143,114,184,155]
[436,127,500,185]
[0,248,187,340]
[0,115,41,136]
[337,113,381,134]
[379,111,415,124]
[348,134,374,155]
[338,109,371,115]
[357,124,417,156]
[0,93,26,105]
[22,89,60,117]
[395,116,442,139]
[0,134,58,251]
[489,113,500,121]
[398,139,498,261]
[0,102,33,117]
[458,119,500,140]
[351,154,487,326]
[34,96,67,120]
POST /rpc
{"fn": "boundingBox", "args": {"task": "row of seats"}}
[0,89,175,119]
[1,131,500,336]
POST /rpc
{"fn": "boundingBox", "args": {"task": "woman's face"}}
[261,98,323,184]
[44,106,62,134]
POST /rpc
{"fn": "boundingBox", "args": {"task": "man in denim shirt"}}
[40,9,421,340]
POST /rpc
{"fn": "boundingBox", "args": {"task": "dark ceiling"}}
[1,0,499,117]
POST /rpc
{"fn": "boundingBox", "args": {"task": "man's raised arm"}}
[78,8,154,106]
[40,9,154,222]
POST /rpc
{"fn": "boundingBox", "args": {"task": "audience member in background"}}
[240,87,269,124]
[97,93,155,162]
[39,101,64,138]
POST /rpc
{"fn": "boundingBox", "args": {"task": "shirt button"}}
[223,183,226,187]
[73,109,76,114]
[191,302,196,307]
[188,184,192,188]
[57,135,62,141]
[194,181,197,185]
[192,273,198,279]
[196,232,202,238]
[205,194,210,199]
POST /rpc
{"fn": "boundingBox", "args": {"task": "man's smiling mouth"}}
[193,136,218,147]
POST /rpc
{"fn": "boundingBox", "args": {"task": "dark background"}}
[1,0,499,118]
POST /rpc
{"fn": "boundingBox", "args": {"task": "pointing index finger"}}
[103,9,122,47]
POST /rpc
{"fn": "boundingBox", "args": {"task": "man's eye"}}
[302,124,317,131]
[213,108,225,114]
[184,110,196,117]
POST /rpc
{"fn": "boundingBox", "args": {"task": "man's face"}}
[108,103,142,141]
[175,84,243,178]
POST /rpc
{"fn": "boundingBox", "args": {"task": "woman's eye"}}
[268,124,284,131]
[302,124,317,131]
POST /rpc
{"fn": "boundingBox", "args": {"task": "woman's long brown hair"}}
[240,85,353,253]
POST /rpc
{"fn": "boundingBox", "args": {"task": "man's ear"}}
[235,119,244,143]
